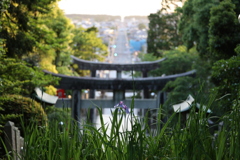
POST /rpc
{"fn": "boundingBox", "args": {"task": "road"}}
[107,23,133,79]
[111,26,132,64]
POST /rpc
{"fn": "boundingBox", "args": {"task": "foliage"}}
[172,0,240,117]
[161,0,183,13]
[178,0,217,59]
[71,26,108,61]
[0,0,59,59]
[211,56,240,113]
[235,44,240,56]
[138,47,213,112]
[70,26,108,76]
[149,46,197,76]
[0,39,5,56]
[232,0,240,15]
[26,5,77,77]
[44,85,57,96]
[0,0,10,13]
[39,50,59,73]
[178,0,240,62]
[163,53,214,110]
[0,94,47,134]
[142,47,214,115]
[147,11,182,57]
[139,52,159,62]
[137,23,146,30]
[0,109,20,135]
[209,0,240,62]
[47,109,71,129]
[0,94,47,159]
[45,8,74,69]
[0,0,9,55]
[0,55,60,96]
[1,1,76,76]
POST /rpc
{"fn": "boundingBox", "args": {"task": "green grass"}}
[1,99,240,160]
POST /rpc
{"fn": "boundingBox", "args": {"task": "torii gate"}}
[44,56,196,123]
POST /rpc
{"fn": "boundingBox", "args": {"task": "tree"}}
[161,0,183,13]
[0,0,9,53]
[149,46,197,76]
[178,0,217,59]
[140,46,214,115]
[208,0,240,114]
[138,23,146,30]
[179,0,240,61]
[147,11,182,57]
[211,56,240,113]
[232,0,240,16]
[0,94,47,133]
[0,1,62,157]
[160,47,214,115]
[147,0,183,57]
[178,0,240,115]
[19,4,77,76]
[209,0,240,62]
[71,26,108,61]
[0,54,58,157]
[0,54,59,96]
[70,26,108,76]
[0,0,59,59]
[42,7,74,75]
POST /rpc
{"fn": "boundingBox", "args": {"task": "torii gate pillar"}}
[113,70,125,103]
[71,90,81,128]
[89,70,96,123]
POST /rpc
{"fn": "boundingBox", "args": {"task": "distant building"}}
[129,39,146,53]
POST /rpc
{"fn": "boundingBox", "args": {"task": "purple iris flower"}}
[114,101,130,113]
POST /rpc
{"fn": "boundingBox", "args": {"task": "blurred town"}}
[66,14,148,63]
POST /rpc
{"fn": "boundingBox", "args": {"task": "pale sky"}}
[58,0,163,16]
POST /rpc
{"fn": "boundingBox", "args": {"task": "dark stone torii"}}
[43,70,196,91]
[71,55,167,99]
[71,55,167,78]
[44,56,196,123]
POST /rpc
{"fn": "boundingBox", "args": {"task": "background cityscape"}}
[66,14,148,57]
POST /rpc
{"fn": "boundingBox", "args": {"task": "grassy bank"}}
[1,101,240,160]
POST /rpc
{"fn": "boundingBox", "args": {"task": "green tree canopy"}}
[160,47,214,114]
[211,55,240,113]
[178,0,217,59]
[0,55,59,96]
[147,11,182,57]
[0,0,59,59]
[138,23,147,30]
[71,26,108,61]
[149,46,197,76]
[43,7,74,75]
[209,0,240,62]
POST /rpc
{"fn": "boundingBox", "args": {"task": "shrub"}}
[47,107,71,128]
[0,94,47,134]
[211,56,240,113]
[0,55,60,96]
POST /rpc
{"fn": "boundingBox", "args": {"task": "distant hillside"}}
[65,14,148,22]
[65,14,121,22]
[124,16,148,21]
